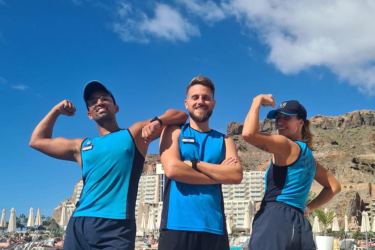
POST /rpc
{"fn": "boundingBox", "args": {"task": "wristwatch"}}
[190,158,200,172]
[150,116,163,126]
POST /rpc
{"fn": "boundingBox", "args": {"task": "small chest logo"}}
[182,137,195,143]
[82,141,93,151]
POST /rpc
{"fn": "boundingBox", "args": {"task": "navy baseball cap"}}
[267,100,307,121]
[83,80,116,105]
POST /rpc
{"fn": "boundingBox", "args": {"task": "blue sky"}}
[1,0,375,219]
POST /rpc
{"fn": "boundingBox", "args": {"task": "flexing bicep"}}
[30,137,83,163]
[243,132,298,157]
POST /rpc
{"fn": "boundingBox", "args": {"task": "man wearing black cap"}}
[29,80,188,250]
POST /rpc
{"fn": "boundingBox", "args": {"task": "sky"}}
[1,0,375,219]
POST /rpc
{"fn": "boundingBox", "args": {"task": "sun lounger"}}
[339,239,354,250]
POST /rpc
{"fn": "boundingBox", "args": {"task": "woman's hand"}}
[253,94,276,108]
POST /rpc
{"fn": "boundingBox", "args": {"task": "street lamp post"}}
[357,210,369,250]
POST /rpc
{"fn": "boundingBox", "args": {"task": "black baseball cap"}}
[267,100,307,121]
[83,80,116,105]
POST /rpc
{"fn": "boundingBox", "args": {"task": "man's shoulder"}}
[210,128,225,136]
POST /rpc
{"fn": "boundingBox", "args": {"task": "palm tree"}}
[314,208,335,236]
[18,214,26,231]
[351,230,362,240]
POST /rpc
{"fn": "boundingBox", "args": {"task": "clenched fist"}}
[55,100,76,116]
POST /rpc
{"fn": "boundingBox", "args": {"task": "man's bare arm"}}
[129,109,188,157]
[160,126,218,185]
[29,100,83,165]
[187,136,243,184]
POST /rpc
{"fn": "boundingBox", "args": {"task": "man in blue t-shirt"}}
[29,80,188,250]
[158,76,243,250]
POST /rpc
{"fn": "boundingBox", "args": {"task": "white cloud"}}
[0,77,6,84]
[176,0,226,24]
[11,84,29,90]
[112,2,200,43]
[222,0,375,94]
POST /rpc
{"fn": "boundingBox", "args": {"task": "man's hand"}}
[221,157,238,166]
[142,120,161,143]
[54,100,76,116]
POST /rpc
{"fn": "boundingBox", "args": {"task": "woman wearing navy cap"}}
[242,94,341,250]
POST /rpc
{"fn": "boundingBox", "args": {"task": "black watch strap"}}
[190,158,200,172]
[150,116,163,126]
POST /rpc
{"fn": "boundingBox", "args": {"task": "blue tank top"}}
[160,124,226,235]
[74,129,144,220]
[263,141,316,211]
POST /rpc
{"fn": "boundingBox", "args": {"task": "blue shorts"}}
[158,229,229,250]
[248,202,316,250]
[64,216,136,250]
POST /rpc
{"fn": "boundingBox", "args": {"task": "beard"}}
[189,109,213,123]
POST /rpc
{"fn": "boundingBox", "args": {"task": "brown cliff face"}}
[227,110,375,217]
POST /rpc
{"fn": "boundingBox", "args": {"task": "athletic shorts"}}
[158,229,229,250]
[248,202,316,250]
[64,216,136,250]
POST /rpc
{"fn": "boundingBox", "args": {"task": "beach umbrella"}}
[332,213,340,232]
[248,200,255,217]
[7,208,16,232]
[27,207,35,228]
[147,207,156,232]
[344,215,349,232]
[139,204,149,233]
[141,211,147,232]
[244,206,251,230]
[35,208,42,226]
[361,211,370,232]
[60,202,69,230]
[249,217,253,234]
[313,216,321,233]
[136,203,148,233]
[226,215,232,235]
[0,209,6,232]
[156,206,162,229]
[67,208,73,221]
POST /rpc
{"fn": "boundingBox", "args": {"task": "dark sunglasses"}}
[87,95,113,107]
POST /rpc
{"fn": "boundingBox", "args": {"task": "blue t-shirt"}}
[263,141,316,211]
[160,124,226,235]
[74,129,144,220]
